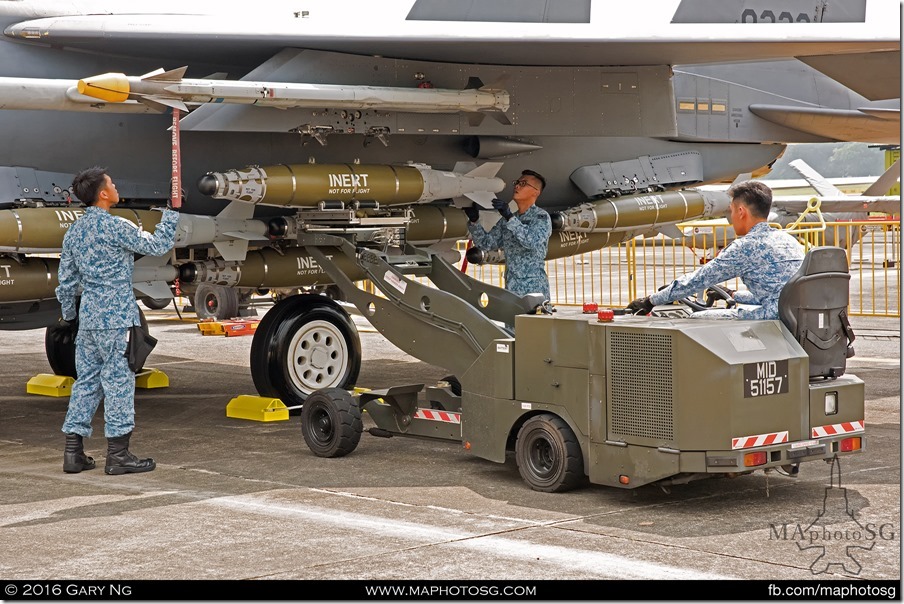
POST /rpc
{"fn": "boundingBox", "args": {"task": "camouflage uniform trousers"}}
[62,327,135,438]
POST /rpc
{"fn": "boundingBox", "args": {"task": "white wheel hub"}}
[287,319,349,392]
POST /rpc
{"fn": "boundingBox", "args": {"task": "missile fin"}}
[143,66,188,82]
[132,255,175,300]
[139,95,190,113]
[461,161,504,179]
[214,239,250,262]
[137,68,165,79]
[467,112,485,127]
[132,280,174,300]
[465,76,484,90]
[215,200,255,220]
[655,224,686,240]
[459,191,496,209]
[452,161,478,174]
[487,110,512,125]
[730,172,752,186]
[221,231,263,241]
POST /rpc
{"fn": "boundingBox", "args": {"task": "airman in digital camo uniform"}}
[464,169,552,300]
[628,180,804,320]
[57,166,179,475]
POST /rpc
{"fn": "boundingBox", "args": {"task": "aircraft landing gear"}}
[193,283,239,320]
[44,309,150,378]
[250,294,361,411]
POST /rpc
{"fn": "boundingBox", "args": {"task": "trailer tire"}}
[301,388,362,457]
[194,283,239,320]
[515,414,584,493]
[250,295,361,411]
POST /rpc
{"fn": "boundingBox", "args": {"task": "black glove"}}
[704,286,736,308]
[626,296,654,315]
[463,204,480,223]
[50,315,79,348]
[492,198,513,220]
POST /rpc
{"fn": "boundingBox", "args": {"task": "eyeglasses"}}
[512,179,539,191]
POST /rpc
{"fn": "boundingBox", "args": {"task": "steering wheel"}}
[704,285,736,308]
[677,284,736,313]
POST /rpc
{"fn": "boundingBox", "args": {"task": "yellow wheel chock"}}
[226,395,290,422]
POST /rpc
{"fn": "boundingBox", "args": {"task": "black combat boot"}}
[63,433,96,473]
[104,432,156,475]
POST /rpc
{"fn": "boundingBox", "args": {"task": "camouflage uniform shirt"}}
[468,204,552,299]
[56,207,179,327]
[649,221,805,320]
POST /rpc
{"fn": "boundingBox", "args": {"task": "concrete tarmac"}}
[0,303,900,595]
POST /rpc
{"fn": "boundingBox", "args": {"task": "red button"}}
[597,309,614,322]
[583,302,599,313]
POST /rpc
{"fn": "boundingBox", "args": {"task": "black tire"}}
[441,375,462,397]
[250,295,361,410]
[45,309,149,378]
[515,414,585,493]
[194,283,239,320]
[141,296,171,310]
[301,388,363,457]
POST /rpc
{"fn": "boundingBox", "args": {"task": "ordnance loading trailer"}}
[284,237,864,492]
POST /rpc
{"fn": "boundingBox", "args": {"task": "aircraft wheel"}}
[45,309,149,378]
[250,295,361,410]
[301,388,363,457]
[141,296,171,310]
[515,414,584,493]
[194,283,239,320]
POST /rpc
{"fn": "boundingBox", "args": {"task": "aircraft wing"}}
[749,105,901,144]
[2,0,898,75]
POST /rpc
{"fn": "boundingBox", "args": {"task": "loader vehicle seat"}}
[778,246,855,380]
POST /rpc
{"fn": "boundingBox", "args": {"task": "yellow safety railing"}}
[359,218,899,318]
[458,218,900,317]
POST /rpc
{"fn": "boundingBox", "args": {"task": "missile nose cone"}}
[549,212,564,231]
[178,263,198,283]
[197,174,218,197]
[77,73,130,103]
[465,246,485,265]
[268,217,289,239]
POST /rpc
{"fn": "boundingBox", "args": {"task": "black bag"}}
[125,324,158,373]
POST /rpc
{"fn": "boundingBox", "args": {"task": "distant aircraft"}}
[680,158,901,252]
[0,0,899,405]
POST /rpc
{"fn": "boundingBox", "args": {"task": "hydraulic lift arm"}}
[301,233,531,378]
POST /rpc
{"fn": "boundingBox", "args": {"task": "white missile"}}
[0,77,159,112]
[77,68,511,122]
